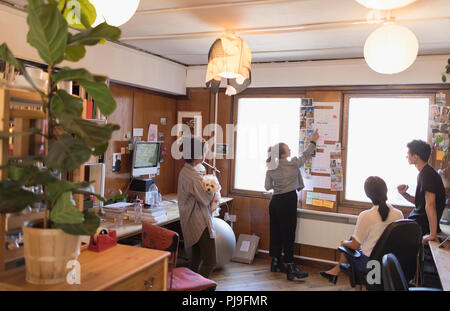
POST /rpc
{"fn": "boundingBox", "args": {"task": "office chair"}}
[382,253,441,291]
[141,221,217,291]
[338,219,422,291]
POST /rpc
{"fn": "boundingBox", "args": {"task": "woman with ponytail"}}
[319,176,404,289]
[264,130,319,281]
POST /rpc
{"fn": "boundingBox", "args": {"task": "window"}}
[345,97,430,206]
[234,98,301,192]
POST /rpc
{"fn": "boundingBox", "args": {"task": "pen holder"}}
[88,229,117,252]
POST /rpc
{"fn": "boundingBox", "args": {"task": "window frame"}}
[229,93,306,198]
[340,93,435,210]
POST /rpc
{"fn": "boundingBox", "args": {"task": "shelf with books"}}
[0,88,47,272]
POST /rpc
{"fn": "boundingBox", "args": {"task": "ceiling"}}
[3,0,450,66]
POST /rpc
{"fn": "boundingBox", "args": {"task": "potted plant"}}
[0,0,121,284]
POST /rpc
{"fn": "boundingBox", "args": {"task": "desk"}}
[102,194,234,240]
[429,239,450,291]
[0,244,169,291]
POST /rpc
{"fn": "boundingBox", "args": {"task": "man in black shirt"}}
[397,140,446,245]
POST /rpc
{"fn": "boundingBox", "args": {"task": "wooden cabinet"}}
[0,244,170,291]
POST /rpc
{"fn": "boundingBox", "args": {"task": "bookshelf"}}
[0,87,46,272]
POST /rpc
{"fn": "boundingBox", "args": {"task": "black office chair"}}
[339,219,422,291]
[382,253,441,291]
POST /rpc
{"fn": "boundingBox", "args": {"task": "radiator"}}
[295,209,358,249]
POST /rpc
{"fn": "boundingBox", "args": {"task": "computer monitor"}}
[132,141,161,177]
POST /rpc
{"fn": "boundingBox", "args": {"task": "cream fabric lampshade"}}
[91,0,140,27]
[364,24,418,74]
[205,33,252,96]
[356,0,416,10]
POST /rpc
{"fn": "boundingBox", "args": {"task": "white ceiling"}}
[4,0,450,66]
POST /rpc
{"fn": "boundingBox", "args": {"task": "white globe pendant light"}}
[364,24,418,74]
[356,0,416,10]
[90,0,140,27]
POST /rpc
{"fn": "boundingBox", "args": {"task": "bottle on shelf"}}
[149,181,159,208]
[134,198,142,224]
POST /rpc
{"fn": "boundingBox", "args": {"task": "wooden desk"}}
[0,244,169,291]
[429,239,450,291]
[103,194,234,240]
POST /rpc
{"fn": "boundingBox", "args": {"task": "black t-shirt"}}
[408,164,446,234]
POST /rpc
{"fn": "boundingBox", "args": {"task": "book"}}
[86,101,94,119]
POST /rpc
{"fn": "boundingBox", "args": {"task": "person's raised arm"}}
[397,184,415,205]
[423,191,438,245]
[297,129,319,167]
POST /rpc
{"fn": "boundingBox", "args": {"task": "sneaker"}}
[286,263,309,281]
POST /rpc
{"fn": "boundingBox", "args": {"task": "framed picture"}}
[177,111,202,137]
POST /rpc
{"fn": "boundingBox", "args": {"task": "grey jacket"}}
[264,142,316,195]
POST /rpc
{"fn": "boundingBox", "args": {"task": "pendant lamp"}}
[90,0,140,27]
[364,24,418,74]
[205,33,252,96]
[205,33,252,172]
[356,0,416,10]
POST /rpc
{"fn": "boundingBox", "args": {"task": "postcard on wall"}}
[147,124,158,142]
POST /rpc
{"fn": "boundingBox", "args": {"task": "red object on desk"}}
[88,230,117,252]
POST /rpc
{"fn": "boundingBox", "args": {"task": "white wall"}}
[187,55,450,88]
[0,4,187,95]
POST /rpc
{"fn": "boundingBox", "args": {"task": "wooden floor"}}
[209,258,354,291]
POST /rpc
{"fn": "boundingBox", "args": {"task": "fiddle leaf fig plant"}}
[0,0,121,235]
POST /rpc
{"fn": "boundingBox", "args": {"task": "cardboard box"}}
[231,234,260,264]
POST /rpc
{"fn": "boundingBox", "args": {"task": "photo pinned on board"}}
[301,98,313,106]
[306,106,314,118]
[306,118,314,130]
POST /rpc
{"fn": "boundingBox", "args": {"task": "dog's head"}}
[202,174,221,193]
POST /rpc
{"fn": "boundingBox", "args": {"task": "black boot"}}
[270,257,286,273]
[286,263,308,281]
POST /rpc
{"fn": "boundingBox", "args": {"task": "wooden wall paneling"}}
[133,90,177,196]
[105,83,134,198]
[210,90,232,196]
[174,88,212,191]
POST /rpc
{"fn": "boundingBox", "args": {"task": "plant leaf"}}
[8,164,58,186]
[47,179,92,205]
[442,75,447,83]
[51,89,83,116]
[76,79,116,116]
[26,1,68,66]
[52,67,94,83]
[68,22,121,46]
[64,45,86,62]
[0,43,43,93]
[50,191,84,224]
[0,181,46,214]
[54,211,100,235]
[56,113,120,148]
[62,0,97,30]
[45,134,91,171]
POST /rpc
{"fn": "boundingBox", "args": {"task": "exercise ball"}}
[213,218,236,269]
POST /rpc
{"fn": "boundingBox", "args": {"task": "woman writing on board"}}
[264,129,319,281]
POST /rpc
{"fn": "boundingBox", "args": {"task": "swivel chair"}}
[382,253,441,291]
[339,219,422,291]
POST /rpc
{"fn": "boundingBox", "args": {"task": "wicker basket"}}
[23,226,80,285]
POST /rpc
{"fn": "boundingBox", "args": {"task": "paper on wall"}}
[133,128,144,137]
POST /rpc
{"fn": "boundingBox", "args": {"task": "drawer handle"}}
[144,277,155,289]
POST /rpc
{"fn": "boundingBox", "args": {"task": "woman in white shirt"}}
[319,176,404,288]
